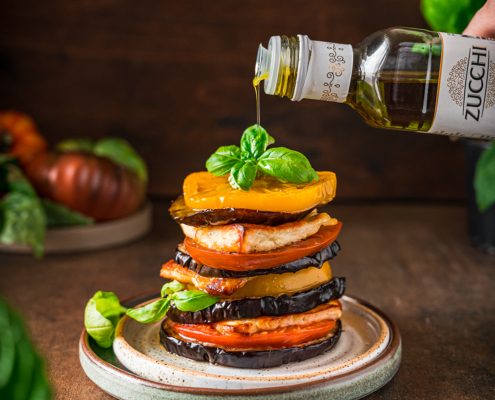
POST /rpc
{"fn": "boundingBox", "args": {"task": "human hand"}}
[464,0,495,38]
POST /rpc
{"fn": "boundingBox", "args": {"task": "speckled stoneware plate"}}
[79,294,401,400]
[0,202,152,254]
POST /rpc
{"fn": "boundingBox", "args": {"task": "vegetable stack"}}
[161,125,346,368]
[84,125,346,368]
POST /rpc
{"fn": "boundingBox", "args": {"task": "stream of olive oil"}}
[253,73,268,127]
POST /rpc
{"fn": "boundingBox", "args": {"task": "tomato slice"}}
[184,222,342,271]
[167,320,337,350]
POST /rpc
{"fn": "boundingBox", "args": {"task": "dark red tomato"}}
[168,320,337,350]
[25,151,145,221]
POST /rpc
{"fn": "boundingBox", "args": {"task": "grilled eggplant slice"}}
[169,196,313,227]
[160,319,341,368]
[174,241,340,278]
[167,277,345,324]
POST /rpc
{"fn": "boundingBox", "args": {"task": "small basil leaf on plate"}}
[240,125,274,159]
[228,160,257,191]
[126,298,171,324]
[160,280,185,297]
[474,142,495,212]
[171,290,219,312]
[84,291,126,348]
[206,145,241,176]
[93,138,148,183]
[0,192,46,258]
[258,147,319,184]
[42,199,94,228]
[5,164,37,197]
[56,138,94,153]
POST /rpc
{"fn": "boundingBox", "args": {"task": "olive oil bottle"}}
[254,28,495,139]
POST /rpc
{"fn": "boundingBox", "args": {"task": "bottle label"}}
[430,33,495,139]
[299,41,353,103]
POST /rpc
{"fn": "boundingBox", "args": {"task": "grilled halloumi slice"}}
[213,300,342,335]
[160,260,248,297]
[181,212,337,253]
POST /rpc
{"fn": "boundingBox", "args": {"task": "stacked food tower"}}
[159,128,345,368]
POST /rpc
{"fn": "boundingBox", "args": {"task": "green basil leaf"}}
[42,199,94,228]
[0,154,16,166]
[160,281,185,297]
[10,330,37,399]
[474,143,495,212]
[93,138,148,183]
[126,298,171,324]
[206,145,241,176]
[258,147,318,184]
[84,291,126,348]
[0,299,52,400]
[0,192,45,258]
[26,357,52,400]
[0,301,16,388]
[5,164,36,197]
[421,0,484,33]
[240,125,275,159]
[56,138,94,153]
[171,290,219,312]
[228,161,257,191]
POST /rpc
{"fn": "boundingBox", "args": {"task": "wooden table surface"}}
[1,202,494,399]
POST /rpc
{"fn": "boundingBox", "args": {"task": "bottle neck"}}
[344,48,364,103]
[255,35,300,99]
[255,35,354,103]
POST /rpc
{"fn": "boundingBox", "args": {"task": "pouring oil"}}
[253,72,268,127]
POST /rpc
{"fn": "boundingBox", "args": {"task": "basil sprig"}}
[206,125,318,190]
[84,281,219,348]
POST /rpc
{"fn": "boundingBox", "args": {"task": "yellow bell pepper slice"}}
[229,262,333,299]
[183,171,336,213]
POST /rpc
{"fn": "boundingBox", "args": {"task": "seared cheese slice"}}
[181,212,338,253]
[214,300,342,335]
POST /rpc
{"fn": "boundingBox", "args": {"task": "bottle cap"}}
[255,36,281,95]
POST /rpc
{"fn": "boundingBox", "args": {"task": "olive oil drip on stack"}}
[253,73,268,127]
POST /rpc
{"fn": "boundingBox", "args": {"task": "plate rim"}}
[80,294,401,396]
[0,202,152,254]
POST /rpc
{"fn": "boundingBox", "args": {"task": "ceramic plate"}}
[0,202,152,254]
[80,294,401,399]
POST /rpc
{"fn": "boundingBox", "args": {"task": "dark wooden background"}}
[0,0,465,200]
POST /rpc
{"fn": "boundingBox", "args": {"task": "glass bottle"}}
[254,28,495,139]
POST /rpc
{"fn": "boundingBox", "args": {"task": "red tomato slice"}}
[184,222,342,271]
[168,320,337,350]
